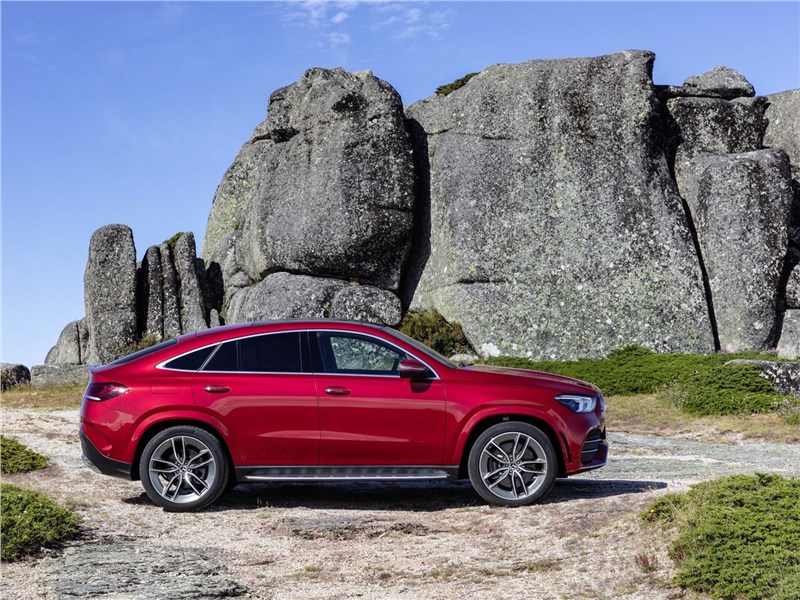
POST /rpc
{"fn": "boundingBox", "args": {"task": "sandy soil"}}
[2,406,799,600]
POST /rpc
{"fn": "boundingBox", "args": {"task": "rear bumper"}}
[80,432,133,480]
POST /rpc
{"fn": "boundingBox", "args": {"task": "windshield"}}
[386,328,457,368]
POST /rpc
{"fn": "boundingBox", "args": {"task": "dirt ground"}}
[3,406,799,600]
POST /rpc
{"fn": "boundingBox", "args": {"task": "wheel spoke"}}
[187,471,209,492]
[486,470,510,490]
[170,477,183,500]
[187,449,210,466]
[488,440,510,463]
[482,467,507,483]
[152,457,179,470]
[184,475,202,496]
[482,446,509,465]
[514,471,528,497]
[511,433,520,461]
[509,470,519,498]
[515,436,530,461]
[189,457,214,468]
[161,473,181,499]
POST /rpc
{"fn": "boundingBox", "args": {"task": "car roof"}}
[189,319,390,340]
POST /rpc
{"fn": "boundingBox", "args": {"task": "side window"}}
[202,341,239,372]
[316,333,405,375]
[164,345,216,371]
[239,332,302,373]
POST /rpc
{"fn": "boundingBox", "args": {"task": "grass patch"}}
[398,309,473,357]
[489,346,789,417]
[0,384,84,411]
[162,231,184,249]
[436,72,478,95]
[0,437,48,474]
[643,474,800,599]
[607,393,800,444]
[1,483,80,561]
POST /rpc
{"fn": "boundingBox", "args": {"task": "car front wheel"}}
[139,426,228,512]
[468,421,557,507]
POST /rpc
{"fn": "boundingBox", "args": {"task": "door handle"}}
[204,385,230,394]
[324,386,351,396]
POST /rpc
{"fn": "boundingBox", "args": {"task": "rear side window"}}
[163,345,216,371]
[240,333,302,373]
[202,341,239,372]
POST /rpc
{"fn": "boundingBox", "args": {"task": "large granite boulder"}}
[30,364,88,387]
[137,246,165,341]
[406,50,714,359]
[329,286,403,326]
[682,66,755,100]
[764,90,800,173]
[226,272,346,324]
[1,363,31,390]
[45,319,88,365]
[83,225,138,364]
[667,96,766,154]
[778,310,800,359]
[173,232,208,333]
[675,148,793,351]
[205,68,415,293]
[786,266,800,309]
[159,242,183,340]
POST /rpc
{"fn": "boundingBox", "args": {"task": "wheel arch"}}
[457,414,567,479]
[130,419,234,481]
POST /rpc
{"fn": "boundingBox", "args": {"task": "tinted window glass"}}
[164,345,216,371]
[202,341,239,372]
[111,338,177,365]
[240,333,302,373]
[316,333,404,375]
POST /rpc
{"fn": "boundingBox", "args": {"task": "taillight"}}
[84,383,129,401]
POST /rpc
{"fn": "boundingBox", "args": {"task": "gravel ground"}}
[2,407,799,600]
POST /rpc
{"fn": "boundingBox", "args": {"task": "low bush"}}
[643,474,800,599]
[436,72,478,96]
[398,310,473,357]
[488,346,788,416]
[1,484,80,561]
[1,436,48,475]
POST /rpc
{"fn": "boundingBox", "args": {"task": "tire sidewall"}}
[139,426,228,512]
[468,421,557,507]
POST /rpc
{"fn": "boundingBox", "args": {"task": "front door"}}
[311,331,446,466]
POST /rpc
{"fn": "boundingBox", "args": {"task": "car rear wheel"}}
[468,421,557,507]
[139,426,228,512]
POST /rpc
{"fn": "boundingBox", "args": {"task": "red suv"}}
[80,320,607,511]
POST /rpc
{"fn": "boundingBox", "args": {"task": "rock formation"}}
[40,52,800,374]
[405,51,714,359]
[1,363,31,390]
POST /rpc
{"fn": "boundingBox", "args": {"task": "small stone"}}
[1,363,31,390]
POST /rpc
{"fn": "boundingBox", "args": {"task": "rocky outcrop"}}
[42,54,800,367]
[667,96,766,154]
[778,310,800,359]
[204,68,415,296]
[31,364,88,387]
[83,225,138,364]
[1,363,30,390]
[682,66,756,100]
[675,149,792,351]
[45,319,88,365]
[727,359,800,397]
[405,50,714,359]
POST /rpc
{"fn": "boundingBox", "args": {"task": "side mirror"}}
[398,358,432,379]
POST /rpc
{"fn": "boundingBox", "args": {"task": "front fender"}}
[449,403,571,467]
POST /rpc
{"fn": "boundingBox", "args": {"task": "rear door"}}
[191,331,319,466]
[311,330,446,466]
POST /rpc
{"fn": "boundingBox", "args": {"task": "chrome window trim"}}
[154,327,441,380]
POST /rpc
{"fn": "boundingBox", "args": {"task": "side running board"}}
[235,465,459,482]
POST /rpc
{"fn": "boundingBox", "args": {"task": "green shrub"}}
[487,346,788,416]
[436,72,478,96]
[398,310,473,357]
[120,334,161,357]
[163,232,184,249]
[1,484,80,561]
[0,436,48,475]
[643,474,800,599]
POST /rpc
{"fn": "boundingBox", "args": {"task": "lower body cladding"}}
[235,465,460,482]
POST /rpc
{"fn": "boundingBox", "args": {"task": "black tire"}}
[139,426,229,512]
[467,421,557,507]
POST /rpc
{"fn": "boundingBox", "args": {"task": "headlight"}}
[555,394,597,413]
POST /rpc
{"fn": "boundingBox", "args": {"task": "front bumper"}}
[80,432,133,480]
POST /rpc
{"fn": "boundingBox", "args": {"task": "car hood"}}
[460,364,599,394]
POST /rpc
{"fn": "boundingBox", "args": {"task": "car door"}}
[191,331,319,466]
[311,330,446,466]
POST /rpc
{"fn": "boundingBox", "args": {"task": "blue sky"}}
[2,1,799,367]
